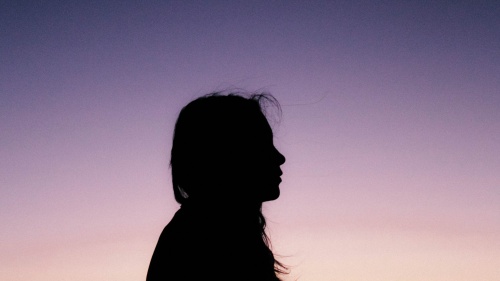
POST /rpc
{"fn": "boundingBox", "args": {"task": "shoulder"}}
[146,209,193,280]
[147,208,225,279]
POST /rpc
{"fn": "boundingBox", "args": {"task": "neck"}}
[183,196,262,211]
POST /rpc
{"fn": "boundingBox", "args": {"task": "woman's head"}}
[170,92,285,205]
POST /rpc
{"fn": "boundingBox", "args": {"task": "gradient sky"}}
[1,1,499,280]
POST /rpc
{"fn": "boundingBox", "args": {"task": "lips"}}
[277,171,283,182]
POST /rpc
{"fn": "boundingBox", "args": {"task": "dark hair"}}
[171,92,281,203]
[169,91,288,279]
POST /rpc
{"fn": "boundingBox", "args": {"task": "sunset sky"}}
[1,1,499,280]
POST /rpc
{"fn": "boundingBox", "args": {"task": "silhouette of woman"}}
[146,92,288,280]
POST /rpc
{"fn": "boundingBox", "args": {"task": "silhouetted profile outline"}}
[147,92,288,280]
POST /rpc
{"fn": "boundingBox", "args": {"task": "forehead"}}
[240,112,273,140]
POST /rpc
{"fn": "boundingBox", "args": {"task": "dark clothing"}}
[146,203,279,281]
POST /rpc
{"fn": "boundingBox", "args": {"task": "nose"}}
[275,148,285,165]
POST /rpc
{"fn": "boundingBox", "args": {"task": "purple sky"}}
[1,1,499,280]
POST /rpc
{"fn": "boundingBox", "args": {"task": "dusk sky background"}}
[1,1,499,280]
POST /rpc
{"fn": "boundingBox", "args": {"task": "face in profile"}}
[171,94,286,205]
[225,112,286,203]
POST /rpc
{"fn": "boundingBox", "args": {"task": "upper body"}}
[146,202,279,281]
[146,93,287,281]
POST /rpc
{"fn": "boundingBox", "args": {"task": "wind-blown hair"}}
[170,92,281,203]
[169,91,288,279]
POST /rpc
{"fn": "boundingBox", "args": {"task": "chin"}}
[261,187,280,202]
